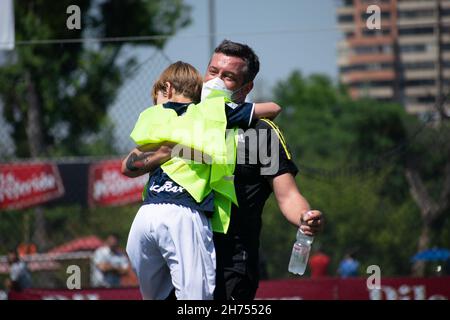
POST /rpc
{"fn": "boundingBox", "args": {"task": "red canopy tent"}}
[0,236,105,274]
[47,235,104,254]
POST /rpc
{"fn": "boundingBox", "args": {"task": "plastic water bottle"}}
[288,229,314,275]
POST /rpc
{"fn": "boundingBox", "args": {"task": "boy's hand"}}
[155,144,173,164]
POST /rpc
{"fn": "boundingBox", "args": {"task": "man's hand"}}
[97,262,114,272]
[300,210,323,237]
[271,173,324,236]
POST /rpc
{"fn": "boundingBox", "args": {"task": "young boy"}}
[123,61,281,300]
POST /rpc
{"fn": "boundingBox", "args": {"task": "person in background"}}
[91,234,129,288]
[308,245,330,278]
[4,247,32,292]
[337,252,360,278]
[205,40,323,300]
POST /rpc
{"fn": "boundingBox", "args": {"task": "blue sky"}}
[164,0,341,89]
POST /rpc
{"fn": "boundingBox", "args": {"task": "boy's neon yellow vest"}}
[130,97,237,233]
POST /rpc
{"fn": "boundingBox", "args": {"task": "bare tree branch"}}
[404,167,439,223]
[436,96,450,120]
[25,72,45,157]
[438,160,450,213]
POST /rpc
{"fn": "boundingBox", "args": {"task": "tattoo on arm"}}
[126,152,152,172]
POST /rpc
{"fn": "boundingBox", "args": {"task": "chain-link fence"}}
[109,50,173,155]
[0,47,171,293]
[1,13,450,301]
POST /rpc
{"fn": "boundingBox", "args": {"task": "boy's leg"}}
[126,204,174,300]
[158,204,216,300]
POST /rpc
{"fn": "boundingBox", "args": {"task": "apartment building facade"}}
[337,0,450,115]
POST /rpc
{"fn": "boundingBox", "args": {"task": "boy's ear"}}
[165,82,173,99]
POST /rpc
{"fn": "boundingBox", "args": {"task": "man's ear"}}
[244,81,254,96]
[234,81,254,103]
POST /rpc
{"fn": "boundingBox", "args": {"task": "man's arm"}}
[96,262,114,272]
[270,173,323,236]
[97,262,128,275]
[121,144,172,178]
[116,256,130,276]
[121,143,212,178]
[256,119,323,235]
[96,262,128,275]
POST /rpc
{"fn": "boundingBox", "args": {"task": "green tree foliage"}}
[261,71,450,278]
[0,0,192,269]
[0,0,191,157]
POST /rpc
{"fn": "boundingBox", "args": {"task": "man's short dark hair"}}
[108,233,120,241]
[214,39,260,83]
[8,247,19,255]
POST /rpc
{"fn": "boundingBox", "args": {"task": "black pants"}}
[214,269,258,300]
[164,270,257,300]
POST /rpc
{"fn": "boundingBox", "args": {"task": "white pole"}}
[0,0,15,50]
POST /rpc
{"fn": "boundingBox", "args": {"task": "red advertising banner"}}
[0,162,64,210]
[88,159,148,207]
[256,277,450,300]
[7,287,142,300]
[6,277,450,300]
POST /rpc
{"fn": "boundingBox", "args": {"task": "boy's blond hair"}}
[152,61,203,104]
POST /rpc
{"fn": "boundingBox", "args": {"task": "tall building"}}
[337,0,450,115]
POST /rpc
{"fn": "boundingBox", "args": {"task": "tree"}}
[0,0,191,251]
[351,94,450,276]
[0,0,191,158]
[261,70,450,278]
[404,115,450,276]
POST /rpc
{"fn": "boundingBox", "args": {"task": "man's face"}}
[205,53,253,103]
[106,236,119,251]
[7,252,18,264]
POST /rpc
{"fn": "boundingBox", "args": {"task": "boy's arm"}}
[253,102,281,120]
[225,102,281,129]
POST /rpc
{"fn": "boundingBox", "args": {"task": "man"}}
[91,234,129,288]
[337,253,360,278]
[204,40,322,299]
[308,245,331,278]
[125,40,323,300]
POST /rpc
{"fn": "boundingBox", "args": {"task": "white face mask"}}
[200,77,246,102]
[200,77,232,101]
